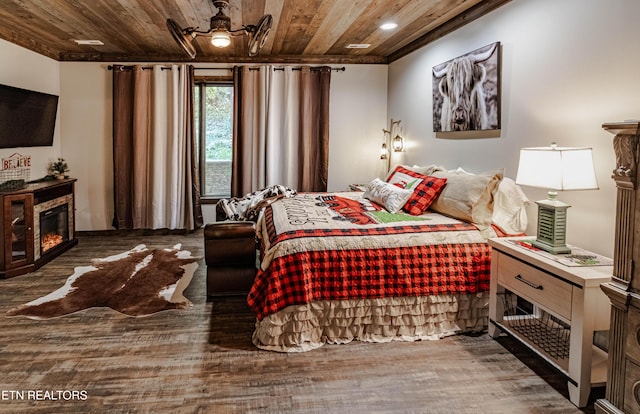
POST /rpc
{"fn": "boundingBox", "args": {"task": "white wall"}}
[59,63,113,230]
[0,39,61,178]
[57,62,388,229]
[388,0,640,257]
[328,64,388,191]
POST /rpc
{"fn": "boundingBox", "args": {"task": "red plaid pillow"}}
[387,166,448,215]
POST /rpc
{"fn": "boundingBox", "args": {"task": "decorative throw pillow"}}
[386,166,448,215]
[362,178,413,214]
[428,166,504,227]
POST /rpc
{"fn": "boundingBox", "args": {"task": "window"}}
[194,81,233,199]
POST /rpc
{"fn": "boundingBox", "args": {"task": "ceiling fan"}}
[166,0,273,59]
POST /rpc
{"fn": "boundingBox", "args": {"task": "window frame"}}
[194,76,234,203]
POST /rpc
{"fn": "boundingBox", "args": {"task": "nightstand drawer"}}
[497,253,573,321]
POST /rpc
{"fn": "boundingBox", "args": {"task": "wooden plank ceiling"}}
[0,0,510,64]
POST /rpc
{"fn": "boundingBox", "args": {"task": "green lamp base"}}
[534,193,572,255]
[532,239,571,254]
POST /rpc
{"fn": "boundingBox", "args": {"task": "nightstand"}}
[488,237,612,408]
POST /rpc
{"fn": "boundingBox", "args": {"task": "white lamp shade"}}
[211,31,231,48]
[515,146,598,191]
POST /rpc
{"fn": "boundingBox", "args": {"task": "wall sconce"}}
[381,119,404,173]
[380,142,389,160]
[392,134,404,152]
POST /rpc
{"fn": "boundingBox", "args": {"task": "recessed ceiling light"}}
[73,40,104,46]
[380,22,398,30]
[346,44,371,49]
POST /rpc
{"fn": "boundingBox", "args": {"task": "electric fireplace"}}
[39,203,69,254]
[1,179,77,278]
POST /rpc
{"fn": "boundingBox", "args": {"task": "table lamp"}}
[515,143,598,254]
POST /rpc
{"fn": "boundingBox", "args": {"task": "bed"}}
[244,165,529,352]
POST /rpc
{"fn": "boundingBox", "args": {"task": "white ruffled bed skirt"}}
[252,292,490,352]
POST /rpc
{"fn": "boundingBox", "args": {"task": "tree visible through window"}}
[195,82,233,198]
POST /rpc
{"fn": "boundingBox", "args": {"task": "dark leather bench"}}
[203,221,257,299]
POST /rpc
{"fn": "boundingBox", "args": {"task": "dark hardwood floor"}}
[0,231,603,413]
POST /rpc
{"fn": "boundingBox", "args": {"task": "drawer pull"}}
[514,274,544,290]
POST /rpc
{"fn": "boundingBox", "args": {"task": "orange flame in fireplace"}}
[42,233,63,252]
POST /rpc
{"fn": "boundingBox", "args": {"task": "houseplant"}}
[49,158,69,179]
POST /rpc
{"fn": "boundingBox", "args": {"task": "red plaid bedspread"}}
[247,193,492,320]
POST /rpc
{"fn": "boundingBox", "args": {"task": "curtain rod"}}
[243,66,345,72]
[108,65,345,72]
[273,66,345,72]
[107,65,179,71]
[107,65,230,71]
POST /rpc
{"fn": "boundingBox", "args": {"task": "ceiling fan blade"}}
[248,14,273,57]
[166,18,197,59]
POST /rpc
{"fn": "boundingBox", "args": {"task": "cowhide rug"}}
[6,244,199,319]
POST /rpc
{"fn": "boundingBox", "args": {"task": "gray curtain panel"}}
[111,64,202,230]
[231,65,331,196]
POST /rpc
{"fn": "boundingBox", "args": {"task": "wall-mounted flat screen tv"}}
[0,83,58,148]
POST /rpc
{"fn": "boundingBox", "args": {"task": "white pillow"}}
[386,164,440,180]
[422,165,528,234]
[363,178,413,214]
[492,177,529,234]
[409,164,440,176]
[429,167,504,227]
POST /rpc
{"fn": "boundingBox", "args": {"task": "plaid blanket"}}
[247,192,492,320]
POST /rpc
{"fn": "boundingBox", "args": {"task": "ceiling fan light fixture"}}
[211,31,231,48]
[167,0,272,58]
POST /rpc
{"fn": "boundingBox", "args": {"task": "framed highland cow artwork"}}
[432,42,501,137]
